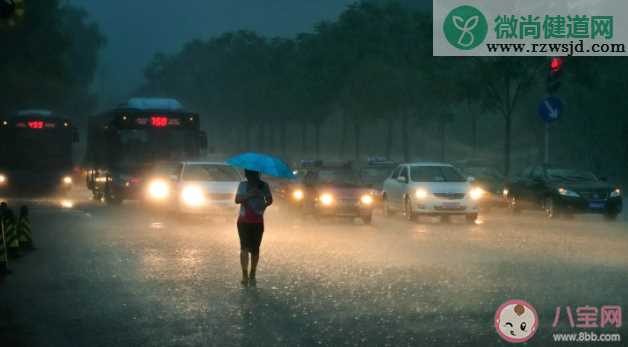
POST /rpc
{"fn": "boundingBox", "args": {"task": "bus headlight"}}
[148,179,170,200]
[319,193,334,206]
[292,189,304,201]
[360,194,374,205]
[469,187,485,200]
[182,186,205,206]
[610,188,621,198]
[63,176,73,185]
[0,174,6,184]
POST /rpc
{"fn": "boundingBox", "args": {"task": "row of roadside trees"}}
[140,1,627,178]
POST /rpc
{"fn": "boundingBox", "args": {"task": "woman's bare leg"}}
[240,249,249,284]
[249,252,259,281]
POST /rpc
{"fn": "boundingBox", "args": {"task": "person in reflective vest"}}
[1,203,20,258]
[0,202,11,274]
[18,205,34,250]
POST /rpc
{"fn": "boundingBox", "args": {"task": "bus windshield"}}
[1,129,73,171]
[111,128,196,167]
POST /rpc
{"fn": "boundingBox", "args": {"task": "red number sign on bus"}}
[150,115,169,128]
[28,121,44,129]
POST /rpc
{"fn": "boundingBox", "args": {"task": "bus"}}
[84,98,207,204]
[0,110,79,195]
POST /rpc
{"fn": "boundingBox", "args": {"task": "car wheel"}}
[510,196,521,215]
[404,197,415,221]
[361,214,372,225]
[383,198,395,217]
[466,213,478,224]
[544,196,560,219]
[105,185,122,206]
[604,212,619,221]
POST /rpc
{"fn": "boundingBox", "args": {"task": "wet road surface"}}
[1,191,627,346]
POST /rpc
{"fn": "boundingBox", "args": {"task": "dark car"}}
[360,158,397,192]
[299,163,375,224]
[507,165,623,220]
[457,165,508,209]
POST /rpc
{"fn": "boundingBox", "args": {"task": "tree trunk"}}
[257,123,264,152]
[402,112,409,162]
[315,123,321,160]
[244,124,251,151]
[301,122,307,157]
[280,120,287,157]
[504,112,512,176]
[385,116,393,159]
[440,120,446,161]
[354,120,361,161]
[471,112,477,157]
[340,112,348,158]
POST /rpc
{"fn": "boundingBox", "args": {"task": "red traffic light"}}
[550,57,563,72]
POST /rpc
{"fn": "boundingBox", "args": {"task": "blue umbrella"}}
[226,152,295,179]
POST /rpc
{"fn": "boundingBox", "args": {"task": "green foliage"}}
[0,0,105,118]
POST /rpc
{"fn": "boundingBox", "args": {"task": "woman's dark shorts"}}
[237,223,264,253]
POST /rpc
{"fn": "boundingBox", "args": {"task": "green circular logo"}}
[443,5,488,50]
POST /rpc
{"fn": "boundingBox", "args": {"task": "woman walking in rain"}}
[235,169,272,286]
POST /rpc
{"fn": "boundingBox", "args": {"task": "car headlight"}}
[319,193,334,206]
[469,187,485,200]
[502,188,509,197]
[148,179,170,200]
[63,176,73,184]
[292,189,304,201]
[182,186,205,206]
[360,194,374,205]
[0,174,6,184]
[415,189,428,200]
[610,188,621,198]
[558,187,580,197]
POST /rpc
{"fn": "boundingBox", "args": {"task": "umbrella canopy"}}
[226,152,295,179]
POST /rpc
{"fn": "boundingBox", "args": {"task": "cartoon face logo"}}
[495,300,539,343]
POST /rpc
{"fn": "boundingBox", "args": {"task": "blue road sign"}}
[538,96,563,123]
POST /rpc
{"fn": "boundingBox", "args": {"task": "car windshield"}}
[464,167,504,180]
[182,164,240,182]
[410,166,465,182]
[316,169,363,187]
[547,169,598,182]
[360,167,393,185]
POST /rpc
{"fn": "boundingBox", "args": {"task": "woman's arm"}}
[264,183,273,207]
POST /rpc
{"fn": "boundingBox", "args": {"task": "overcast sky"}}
[70,0,356,105]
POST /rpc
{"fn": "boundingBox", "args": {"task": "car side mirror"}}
[467,176,475,182]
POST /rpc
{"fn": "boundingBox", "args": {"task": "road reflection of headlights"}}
[320,193,334,206]
[63,176,73,184]
[470,187,485,200]
[558,187,579,197]
[415,189,428,200]
[182,186,205,206]
[610,188,621,198]
[292,189,304,201]
[360,194,373,205]
[148,179,170,200]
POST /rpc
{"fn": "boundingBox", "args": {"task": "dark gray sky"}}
[71,0,356,104]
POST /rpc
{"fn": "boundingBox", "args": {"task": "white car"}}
[146,161,242,215]
[382,162,483,223]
